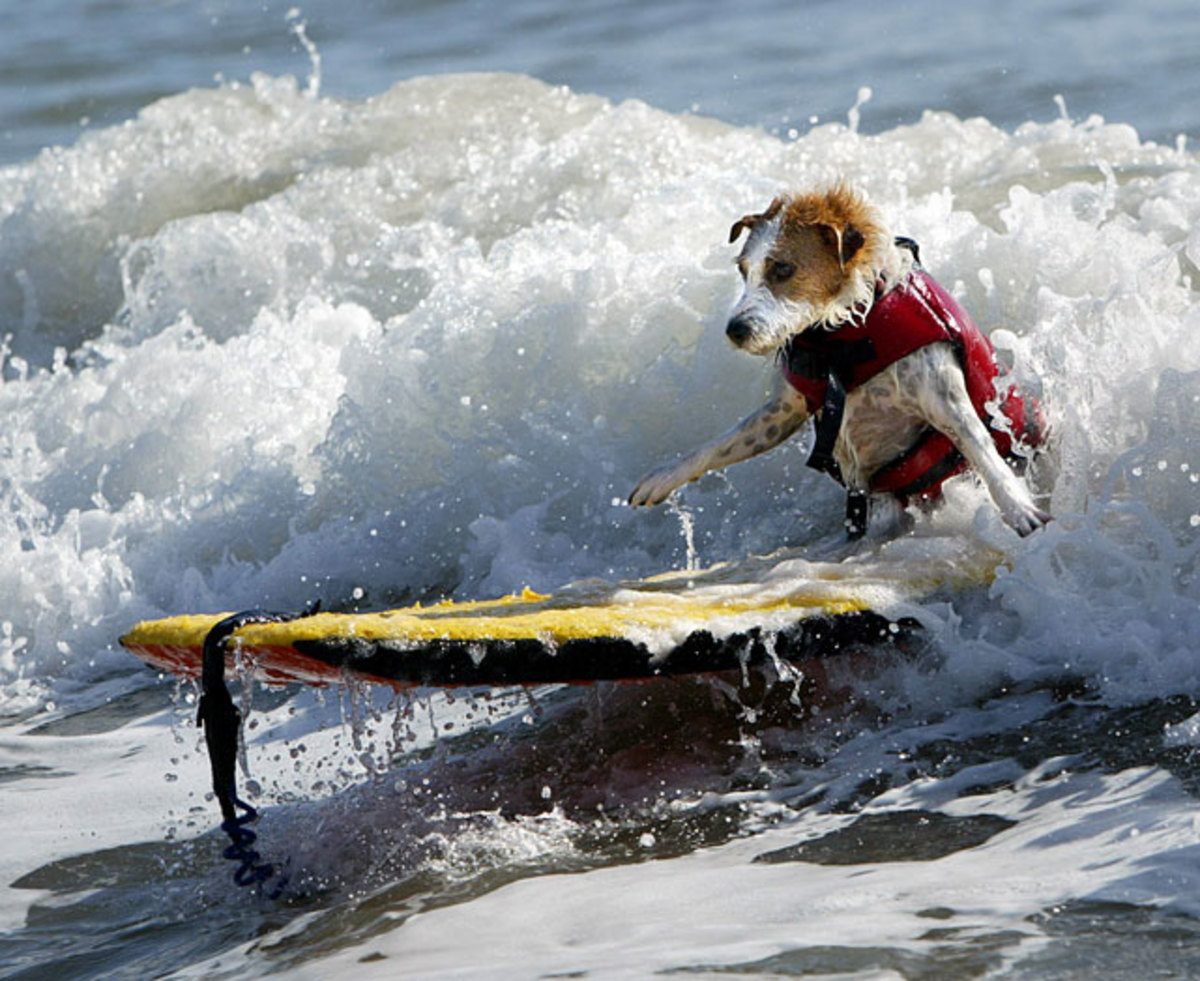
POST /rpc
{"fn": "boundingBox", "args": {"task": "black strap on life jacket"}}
[805,363,848,484]
[786,335,877,539]
[197,603,318,892]
[787,336,878,484]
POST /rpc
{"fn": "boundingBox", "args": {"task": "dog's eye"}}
[767,260,796,284]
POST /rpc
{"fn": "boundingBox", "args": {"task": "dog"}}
[629,184,1049,538]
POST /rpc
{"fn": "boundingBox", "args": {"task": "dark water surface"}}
[2,0,1197,166]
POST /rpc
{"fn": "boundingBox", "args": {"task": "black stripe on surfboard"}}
[290,609,923,687]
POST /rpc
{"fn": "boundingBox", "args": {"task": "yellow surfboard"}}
[121,534,1000,687]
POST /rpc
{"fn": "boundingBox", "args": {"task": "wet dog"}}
[629,185,1048,537]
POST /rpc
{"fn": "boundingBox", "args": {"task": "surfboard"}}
[121,533,1002,688]
[125,531,1006,894]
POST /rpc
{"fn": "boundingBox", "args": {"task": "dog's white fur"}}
[629,186,1049,537]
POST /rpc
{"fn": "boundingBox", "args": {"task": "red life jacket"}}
[783,268,1044,503]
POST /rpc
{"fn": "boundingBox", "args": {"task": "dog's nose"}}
[726,316,754,346]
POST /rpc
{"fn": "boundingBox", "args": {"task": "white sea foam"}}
[2,73,1198,715]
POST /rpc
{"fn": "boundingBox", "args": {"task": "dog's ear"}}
[822,223,866,269]
[840,223,865,267]
[728,216,754,244]
[729,196,784,244]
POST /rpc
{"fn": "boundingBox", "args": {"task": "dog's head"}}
[725,185,893,356]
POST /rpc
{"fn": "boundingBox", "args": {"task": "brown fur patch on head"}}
[762,222,843,313]
[776,183,882,273]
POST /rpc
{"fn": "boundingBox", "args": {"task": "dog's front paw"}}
[628,461,694,508]
[1003,499,1052,537]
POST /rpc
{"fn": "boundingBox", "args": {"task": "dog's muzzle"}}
[725,315,755,347]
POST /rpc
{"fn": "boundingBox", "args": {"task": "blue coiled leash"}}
[197,604,318,894]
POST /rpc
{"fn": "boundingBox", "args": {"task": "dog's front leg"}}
[917,349,1050,536]
[629,383,809,507]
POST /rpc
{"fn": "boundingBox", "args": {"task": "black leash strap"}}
[197,604,318,891]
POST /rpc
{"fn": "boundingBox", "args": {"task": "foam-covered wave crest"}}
[1,72,1198,708]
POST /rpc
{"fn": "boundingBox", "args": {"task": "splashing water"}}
[2,70,1197,710]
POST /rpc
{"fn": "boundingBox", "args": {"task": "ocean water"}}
[3,1,1200,978]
